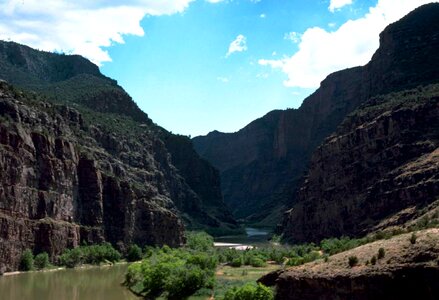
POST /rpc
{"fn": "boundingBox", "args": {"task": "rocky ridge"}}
[280,83,439,242]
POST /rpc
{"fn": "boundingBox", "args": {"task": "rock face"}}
[281,84,439,242]
[259,229,439,300]
[0,82,185,271]
[193,3,439,225]
[0,42,238,270]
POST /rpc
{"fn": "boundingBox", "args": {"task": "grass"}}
[187,264,279,300]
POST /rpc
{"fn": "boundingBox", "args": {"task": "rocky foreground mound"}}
[260,228,439,300]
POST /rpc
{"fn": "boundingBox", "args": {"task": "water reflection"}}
[214,227,271,247]
[0,264,138,300]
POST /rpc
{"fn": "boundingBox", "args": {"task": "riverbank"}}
[0,262,137,300]
[1,261,128,277]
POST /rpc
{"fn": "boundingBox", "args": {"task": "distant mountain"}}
[0,41,238,272]
[193,3,439,227]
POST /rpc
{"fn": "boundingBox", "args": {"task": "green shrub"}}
[126,244,142,262]
[223,283,274,300]
[59,247,82,268]
[125,247,216,299]
[378,248,385,259]
[250,256,267,268]
[348,256,358,267]
[19,249,34,271]
[286,256,305,266]
[34,252,50,270]
[165,265,213,299]
[59,243,121,268]
[371,255,377,265]
[185,231,214,251]
[231,257,243,268]
[409,233,417,245]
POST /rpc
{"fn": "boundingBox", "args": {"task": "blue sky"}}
[0,0,436,136]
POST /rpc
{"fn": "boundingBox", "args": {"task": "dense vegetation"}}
[59,243,121,268]
[125,233,218,299]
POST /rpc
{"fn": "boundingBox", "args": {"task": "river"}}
[0,264,138,300]
[0,227,271,299]
[214,227,270,245]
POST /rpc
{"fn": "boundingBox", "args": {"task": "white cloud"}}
[226,34,247,57]
[284,32,301,43]
[217,76,230,83]
[205,0,226,3]
[0,0,195,65]
[260,13,266,18]
[259,0,438,88]
[329,0,353,12]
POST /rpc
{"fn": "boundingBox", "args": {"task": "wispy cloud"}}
[217,76,230,83]
[259,0,437,88]
[329,0,353,12]
[226,34,247,57]
[0,0,195,65]
[284,32,301,43]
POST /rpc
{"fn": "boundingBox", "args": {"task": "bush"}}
[286,256,305,266]
[126,244,142,262]
[348,256,359,267]
[371,255,377,265]
[186,232,214,251]
[34,252,50,270]
[59,247,82,268]
[166,265,213,299]
[59,243,121,268]
[19,249,34,271]
[409,233,417,245]
[250,256,267,268]
[81,243,121,264]
[223,283,274,300]
[230,257,243,268]
[125,247,216,299]
[378,248,385,259]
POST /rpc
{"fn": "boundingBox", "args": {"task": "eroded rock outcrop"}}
[0,81,186,271]
[281,84,439,242]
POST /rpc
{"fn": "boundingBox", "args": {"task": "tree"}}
[125,247,216,299]
[34,252,50,270]
[185,231,214,251]
[19,249,34,271]
[126,244,142,262]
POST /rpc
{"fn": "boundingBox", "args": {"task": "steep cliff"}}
[0,81,187,271]
[193,3,439,226]
[281,84,439,242]
[0,39,238,235]
[0,44,239,271]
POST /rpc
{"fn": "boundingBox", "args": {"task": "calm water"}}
[0,228,271,300]
[214,227,271,246]
[0,264,138,300]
